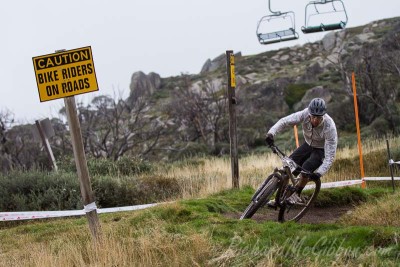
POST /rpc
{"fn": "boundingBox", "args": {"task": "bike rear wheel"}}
[240,174,279,220]
[278,178,321,222]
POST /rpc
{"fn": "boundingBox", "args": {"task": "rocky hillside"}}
[2,18,400,173]
[124,16,400,158]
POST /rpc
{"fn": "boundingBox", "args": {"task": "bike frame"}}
[240,144,320,222]
[270,145,306,207]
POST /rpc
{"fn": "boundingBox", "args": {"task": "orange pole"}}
[294,125,299,148]
[352,72,366,188]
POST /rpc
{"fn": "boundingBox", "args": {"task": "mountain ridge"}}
[123,16,400,158]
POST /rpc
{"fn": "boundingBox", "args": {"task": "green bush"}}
[58,156,153,176]
[284,83,315,110]
[0,171,81,211]
[115,157,153,176]
[92,176,141,208]
[1,155,181,211]
[139,175,182,202]
[88,158,117,176]
[56,156,77,173]
[364,116,390,136]
[0,170,182,211]
[93,175,182,208]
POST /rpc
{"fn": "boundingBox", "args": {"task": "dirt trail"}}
[226,205,354,224]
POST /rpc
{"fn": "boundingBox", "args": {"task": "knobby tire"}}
[240,175,279,220]
[278,178,321,222]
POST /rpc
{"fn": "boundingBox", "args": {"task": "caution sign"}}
[33,46,99,102]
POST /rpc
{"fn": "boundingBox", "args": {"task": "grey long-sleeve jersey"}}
[267,108,338,176]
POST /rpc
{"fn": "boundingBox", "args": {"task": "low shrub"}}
[0,171,81,211]
[284,83,314,110]
[0,170,180,211]
[58,156,153,176]
[138,175,182,202]
[93,175,182,208]
[114,157,153,176]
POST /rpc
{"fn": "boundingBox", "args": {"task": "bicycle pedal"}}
[266,200,278,209]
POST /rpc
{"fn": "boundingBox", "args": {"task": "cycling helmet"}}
[308,98,326,116]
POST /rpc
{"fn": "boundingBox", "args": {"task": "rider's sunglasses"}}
[310,115,323,122]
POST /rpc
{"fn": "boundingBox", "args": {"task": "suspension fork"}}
[275,167,296,207]
[252,168,282,201]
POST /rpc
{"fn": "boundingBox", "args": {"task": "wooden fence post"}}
[226,50,239,189]
[35,120,58,171]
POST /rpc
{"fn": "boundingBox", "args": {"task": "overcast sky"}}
[1,0,399,123]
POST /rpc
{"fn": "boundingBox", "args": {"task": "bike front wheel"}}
[278,178,321,222]
[240,174,279,220]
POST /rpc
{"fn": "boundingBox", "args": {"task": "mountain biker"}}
[265,98,338,205]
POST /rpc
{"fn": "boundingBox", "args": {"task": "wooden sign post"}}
[64,96,100,238]
[226,50,239,189]
[33,47,101,239]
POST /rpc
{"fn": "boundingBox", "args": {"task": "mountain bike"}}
[240,145,321,222]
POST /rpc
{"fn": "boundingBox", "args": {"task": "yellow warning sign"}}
[33,46,99,102]
[229,54,236,88]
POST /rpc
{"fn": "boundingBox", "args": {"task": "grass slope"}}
[1,187,399,266]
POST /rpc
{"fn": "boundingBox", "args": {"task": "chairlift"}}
[256,0,299,45]
[301,0,348,34]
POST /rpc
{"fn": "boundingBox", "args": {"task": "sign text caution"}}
[33,46,99,102]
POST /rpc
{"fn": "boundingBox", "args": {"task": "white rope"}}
[83,202,97,213]
[363,177,400,181]
[304,179,362,190]
[389,159,400,165]
[0,203,158,221]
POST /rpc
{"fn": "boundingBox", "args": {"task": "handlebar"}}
[269,144,311,176]
[268,144,286,158]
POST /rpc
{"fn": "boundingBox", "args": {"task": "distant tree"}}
[169,74,228,153]
[0,109,14,172]
[49,117,72,158]
[350,32,400,133]
[0,110,56,171]
[71,93,165,161]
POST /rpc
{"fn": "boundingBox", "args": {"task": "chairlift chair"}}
[301,0,348,34]
[256,0,299,45]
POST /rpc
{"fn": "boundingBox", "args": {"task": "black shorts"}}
[290,142,324,175]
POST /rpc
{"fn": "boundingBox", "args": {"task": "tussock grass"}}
[1,189,400,266]
[155,136,400,199]
[340,192,400,227]
[0,212,213,267]
[161,153,281,199]
[2,137,400,266]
